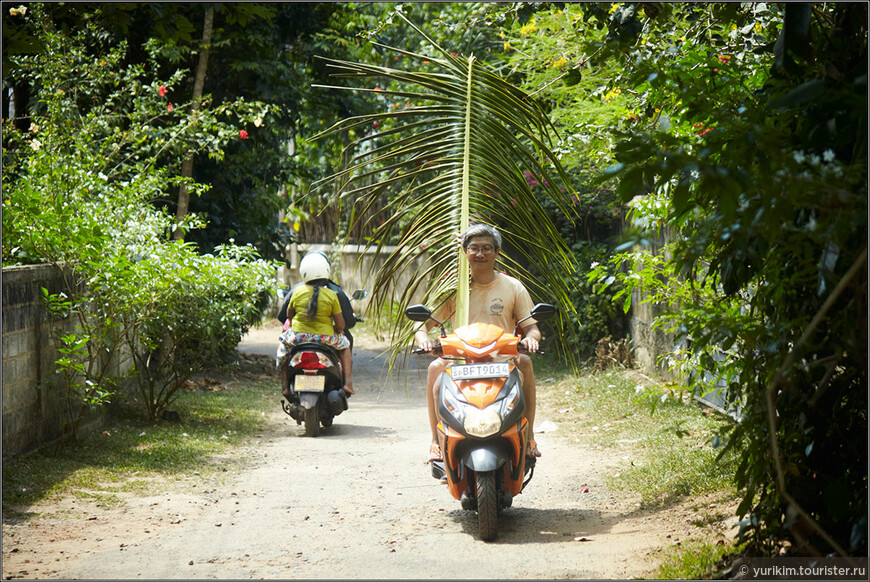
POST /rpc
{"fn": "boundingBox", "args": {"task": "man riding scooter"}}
[414,224,544,462]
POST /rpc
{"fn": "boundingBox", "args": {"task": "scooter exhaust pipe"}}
[327,389,348,415]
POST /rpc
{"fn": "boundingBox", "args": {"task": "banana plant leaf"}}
[312,13,580,360]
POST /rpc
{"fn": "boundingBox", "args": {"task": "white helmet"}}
[299,251,331,282]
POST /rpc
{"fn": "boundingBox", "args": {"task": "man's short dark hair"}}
[462,224,502,250]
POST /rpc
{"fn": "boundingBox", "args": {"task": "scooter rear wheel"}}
[304,406,320,437]
[476,470,498,542]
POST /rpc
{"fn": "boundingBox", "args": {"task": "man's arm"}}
[327,281,356,329]
[414,321,439,352]
[519,322,541,353]
[514,279,540,353]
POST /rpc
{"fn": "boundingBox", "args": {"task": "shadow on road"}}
[281,422,399,439]
[449,505,647,544]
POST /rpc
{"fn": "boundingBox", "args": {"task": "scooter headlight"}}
[439,377,468,426]
[498,374,522,417]
[464,407,502,438]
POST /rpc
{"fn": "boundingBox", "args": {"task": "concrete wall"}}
[2,264,103,457]
[625,232,678,379]
[280,242,678,376]
[629,288,676,377]
[277,243,428,313]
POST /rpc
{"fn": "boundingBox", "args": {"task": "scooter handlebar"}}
[412,346,443,356]
[517,343,545,356]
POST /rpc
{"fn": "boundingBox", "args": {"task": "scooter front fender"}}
[299,393,320,410]
[463,444,508,473]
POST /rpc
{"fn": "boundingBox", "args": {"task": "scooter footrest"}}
[430,460,446,480]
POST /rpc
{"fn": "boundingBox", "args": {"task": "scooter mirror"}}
[351,289,368,301]
[404,304,432,322]
[514,302,558,336]
[530,302,557,322]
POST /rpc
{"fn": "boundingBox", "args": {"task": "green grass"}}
[653,538,746,579]
[3,371,276,519]
[542,367,739,507]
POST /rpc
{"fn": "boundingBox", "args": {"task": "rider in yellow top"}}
[287,283,343,337]
[278,252,354,395]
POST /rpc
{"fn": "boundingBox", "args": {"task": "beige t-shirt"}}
[437,272,536,333]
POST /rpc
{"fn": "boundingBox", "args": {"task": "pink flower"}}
[239,129,249,140]
[158,85,167,97]
[167,102,173,112]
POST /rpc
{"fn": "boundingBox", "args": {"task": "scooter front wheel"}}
[476,470,498,542]
[304,405,320,437]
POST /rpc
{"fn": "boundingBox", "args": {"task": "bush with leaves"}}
[579,2,866,556]
[3,5,278,425]
[125,242,275,420]
[557,240,627,361]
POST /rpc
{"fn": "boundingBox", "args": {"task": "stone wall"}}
[2,264,103,457]
[625,232,678,379]
[628,288,676,377]
[276,243,427,311]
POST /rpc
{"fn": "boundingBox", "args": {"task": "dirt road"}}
[2,324,733,579]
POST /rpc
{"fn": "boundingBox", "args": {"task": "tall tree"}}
[173,4,213,240]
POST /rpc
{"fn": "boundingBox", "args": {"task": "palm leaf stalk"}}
[312,13,581,360]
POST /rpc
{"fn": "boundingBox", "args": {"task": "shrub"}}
[3,5,278,425]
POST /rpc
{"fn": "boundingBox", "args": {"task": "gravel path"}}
[2,323,735,579]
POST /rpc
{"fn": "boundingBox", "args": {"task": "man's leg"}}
[427,358,448,457]
[517,354,541,456]
[340,348,354,394]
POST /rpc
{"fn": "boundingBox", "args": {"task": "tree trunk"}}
[173,5,214,241]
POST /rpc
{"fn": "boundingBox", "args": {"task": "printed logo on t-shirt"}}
[490,298,505,317]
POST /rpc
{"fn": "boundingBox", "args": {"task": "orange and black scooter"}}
[406,302,557,541]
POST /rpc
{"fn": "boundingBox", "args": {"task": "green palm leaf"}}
[312,13,580,357]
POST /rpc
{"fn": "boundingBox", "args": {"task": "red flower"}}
[158,85,167,97]
[239,129,249,140]
[167,102,173,112]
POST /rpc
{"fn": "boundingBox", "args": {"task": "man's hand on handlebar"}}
[414,338,441,355]
[519,336,539,354]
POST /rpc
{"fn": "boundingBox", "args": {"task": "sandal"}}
[526,439,542,458]
[428,441,442,462]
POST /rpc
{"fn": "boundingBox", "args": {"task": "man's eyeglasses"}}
[466,245,495,255]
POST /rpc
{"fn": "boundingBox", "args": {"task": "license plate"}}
[294,374,325,392]
[451,362,510,380]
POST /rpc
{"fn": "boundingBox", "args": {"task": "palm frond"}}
[312,12,580,360]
